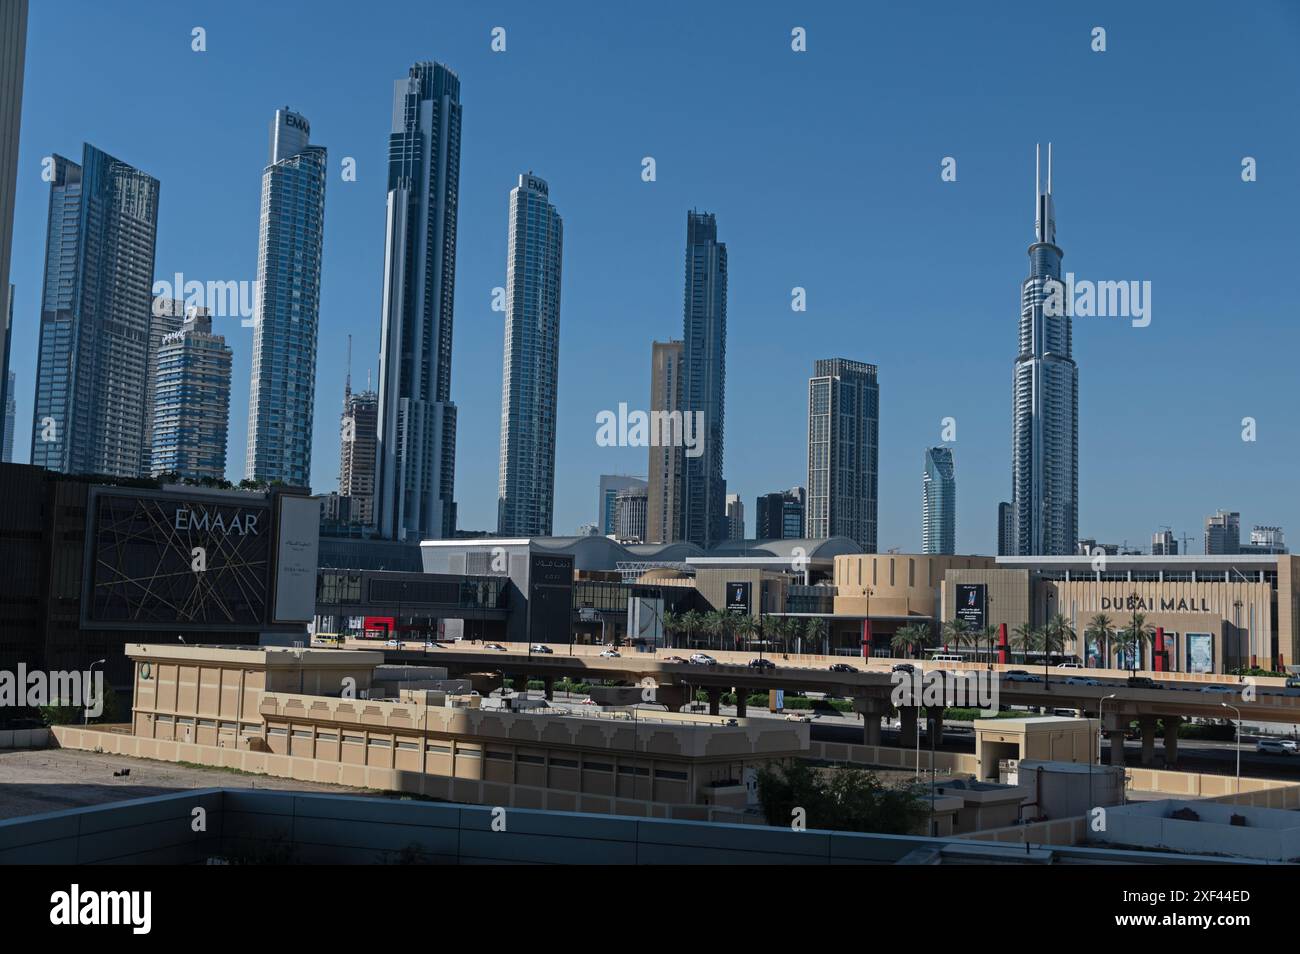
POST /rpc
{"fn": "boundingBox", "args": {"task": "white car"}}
[385,638,400,648]
[1256,738,1298,755]
[1003,670,1041,683]
[1199,685,1234,694]
[1064,676,1100,686]
[689,653,717,666]
[598,649,621,658]
[1056,662,1082,669]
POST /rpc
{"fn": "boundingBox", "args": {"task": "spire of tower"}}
[1034,143,1056,246]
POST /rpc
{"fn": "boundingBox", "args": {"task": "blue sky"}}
[8,0,1299,552]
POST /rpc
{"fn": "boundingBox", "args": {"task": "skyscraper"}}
[0,1,26,438]
[376,62,462,541]
[1151,528,1178,556]
[921,446,956,555]
[725,493,745,540]
[997,501,1014,557]
[2,367,14,463]
[31,145,160,477]
[497,173,563,537]
[806,358,878,550]
[680,211,727,548]
[646,340,683,544]
[614,486,648,543]
[245,107,327,489]
[756,487,805,540]
[339,364,378,528]
[144,297,188,473]
[599,474,647,535]
[150,307,232,480]
[1204,510,1241,554]
[1012,143,1078,556]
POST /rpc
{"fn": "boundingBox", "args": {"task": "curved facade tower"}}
[375,62,462,541]
[1012,144,1077,556]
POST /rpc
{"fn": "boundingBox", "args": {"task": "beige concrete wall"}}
[834,554,996,619]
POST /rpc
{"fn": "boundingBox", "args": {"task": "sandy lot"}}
[0,748,377,821]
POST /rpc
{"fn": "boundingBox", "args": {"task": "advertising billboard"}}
[726,581,752,614]
[1186,632,1214,674]
[273,495,321,622]
[85,489,271,628]
[954,583,986,630]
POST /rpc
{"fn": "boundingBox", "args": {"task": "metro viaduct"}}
[365,646,1300,769]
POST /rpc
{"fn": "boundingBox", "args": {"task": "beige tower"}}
[646,340,684,544]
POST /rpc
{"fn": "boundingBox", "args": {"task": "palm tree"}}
[1084,613,1113,669]
[804,617,828,656]
[941,617,973,657]
[1044,612,1074,661]
[662,610,680,649]
[1116,610,1154,674]
[681,609,704,648]
[892,622,930,660]
[1011,622,1040,663]
[733,614,759,652]
[981,624,1000,666]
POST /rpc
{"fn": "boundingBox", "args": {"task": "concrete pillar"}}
[852,696,885,747]
[925,706,945,746]
[707,687,722,716]
[1162,716,1182,767]
[1108,730,1126,767]
[655,685,688,712]
[735,690,748,718]
[899,706,919,748]
[543,677,555,701]
[1139,716,1157,766]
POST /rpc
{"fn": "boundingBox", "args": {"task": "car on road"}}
[1064,676,1100,686]
[748,658,776,671]
[689,653,717,666]
[529,644,553,654]
[784,713,818,722]
[1257,738,1298,754]
[598,649,621,658]
[1056,662,1082,669]
[1199,684,1235,694]
[891,663,916,675]
[661,655,687,664]
[1125,676,1162,690]
[830,663,859,673]
[484,643,508,652]
[1003,670,1041,683]
[386,638,400,647]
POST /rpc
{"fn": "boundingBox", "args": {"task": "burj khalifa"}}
[1012,144,1078,556]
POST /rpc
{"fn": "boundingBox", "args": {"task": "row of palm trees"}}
[886,611,1157,671]
[661,609,829,654]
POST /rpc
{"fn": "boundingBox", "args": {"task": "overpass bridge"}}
[339,639,1300,768]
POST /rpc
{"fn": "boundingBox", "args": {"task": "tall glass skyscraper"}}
[0,1,26,437]
[376,62,462,541]
[150,307,232,480]
[1012,144,1078,556]
[245,108,327,488]
[806,358,878,550]
[922,445,956,555]
[681,211,727,548]
[497,173,563,536]
[31,145,160,477]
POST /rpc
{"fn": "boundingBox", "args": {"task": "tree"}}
[662,610,681,648]
[1044,612,1073,662]
[941,617,972,656]
[981,624,1000,665]
[681,610,704,648]
[733,614,759,651]
[755,760,928,835]
[1011,622,1040,662]
[892,623,930,660]
[1115,608,1154,674]
[804,617,828,655]
[1084,613,1113,668]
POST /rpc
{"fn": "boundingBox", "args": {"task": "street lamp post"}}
[84,658,107,725]
[1221,702,1242,794]
[1093,693,1117,809]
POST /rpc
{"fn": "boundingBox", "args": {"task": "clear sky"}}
[8,0,1299,553]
